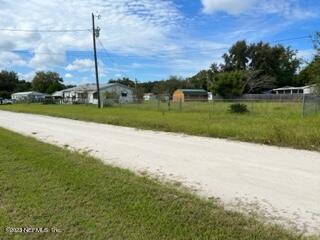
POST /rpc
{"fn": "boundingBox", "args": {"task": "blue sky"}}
[0,0,319,85]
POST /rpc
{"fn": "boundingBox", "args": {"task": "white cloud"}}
[0,0,181,59]
[0,40,16,51]
[65,59,94,71]
[0,52,26,69]
[201,0,316,19]
[64,73,73,78]
[297,49,316,62]
[18,71,35,81]
[28,44,65,69]
[201,0,254,15]
[1,0,317,80]
[258,1,316,19]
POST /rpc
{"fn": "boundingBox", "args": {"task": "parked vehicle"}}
[4,99,13,104]
[0,99,13,105]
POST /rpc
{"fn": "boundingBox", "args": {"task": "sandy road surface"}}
[0,110,319,234]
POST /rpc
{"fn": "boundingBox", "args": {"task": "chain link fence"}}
[107,98,303,117]
[302,95,320,117]
[12,95,319,117]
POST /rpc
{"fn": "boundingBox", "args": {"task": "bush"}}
[229,103,249,114]
[211,71,246,98]
[42,98,56,105]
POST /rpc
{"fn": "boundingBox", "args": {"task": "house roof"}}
[272,85,314,91]
[12,91,47,96]
[62,83,108,93]
[178,89,208,96]
[62,83,132,94]
[52,90,64,97]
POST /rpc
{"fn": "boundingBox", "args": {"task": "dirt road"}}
[0,110,319,234]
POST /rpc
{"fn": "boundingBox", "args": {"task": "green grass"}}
[0,128,309,239]
[1,101,320,151]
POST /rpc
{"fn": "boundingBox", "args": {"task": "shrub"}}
[41,98,56,105]
[211,71,246,98]
[229,103,248,114]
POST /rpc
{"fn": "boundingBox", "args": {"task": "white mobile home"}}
[272,85,316,95]
[60,83,133,104]
[143,93,156,101]
[11,91,48,102]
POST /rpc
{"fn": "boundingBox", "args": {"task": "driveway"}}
[0,110,319,234]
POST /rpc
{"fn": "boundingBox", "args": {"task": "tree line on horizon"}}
[1,33,319,99]
[111,33,320,98]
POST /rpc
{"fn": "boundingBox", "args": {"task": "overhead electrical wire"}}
[0,28,314,68]
[269,35,311,43]
[0,28,90,32]
[96,38,132,79]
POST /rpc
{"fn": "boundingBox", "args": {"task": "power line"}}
[2,34,314,58]
[97,39,117,66]
[0,28,90,32]
[96,38,131,79]
[269,35,311,44]
[11,50,92,56]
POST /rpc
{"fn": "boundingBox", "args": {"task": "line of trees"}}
[110,34,319,98]
[188,33,320,98]
[0,71,72,99]
[0,71,31,99]
[1,33,319,99]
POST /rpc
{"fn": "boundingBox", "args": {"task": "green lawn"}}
[0,128,309,239]
[1,102,319,151]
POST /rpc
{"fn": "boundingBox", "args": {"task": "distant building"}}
[172,89,208,102]
[59,83,133,104]
[143,93,156,101]
[272,85,316,95]
[11,91,48,102]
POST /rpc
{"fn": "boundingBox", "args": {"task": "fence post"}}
[212,100,215,114]
[179,98,182,112]
[301,94,305,118]
[157,98,160,112]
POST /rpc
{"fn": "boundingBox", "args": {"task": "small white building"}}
[60,83,133,104]
[11,91,48,101]
[272,85,316,95]
[143,93,156,101]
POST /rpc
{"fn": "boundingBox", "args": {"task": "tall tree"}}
[297,58,320,86]
[0,71,19,98]
[32,71,64,94]
[297,32,320,92]
[248,42,300,87]
[220,41,300,88]
[221,40,249,71]
[312,32,320,56]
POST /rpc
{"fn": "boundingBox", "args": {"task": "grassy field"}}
[0,101,320,151]
[0,127,310,239]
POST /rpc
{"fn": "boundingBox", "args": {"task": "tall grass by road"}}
[1,102,320,151]
[0,128,308,239]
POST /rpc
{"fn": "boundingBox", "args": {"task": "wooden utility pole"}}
[92,13,101,108]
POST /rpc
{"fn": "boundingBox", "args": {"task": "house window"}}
[121,92,128,97]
